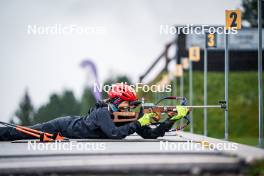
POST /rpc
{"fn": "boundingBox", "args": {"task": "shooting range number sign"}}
[206,33,217,48]
[175,64,183,77]
[181,57,189,69]
[225,9,241,30]
[189,47,200,62]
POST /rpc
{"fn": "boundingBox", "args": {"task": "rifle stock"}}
[112,112,139,122]
[112,106,177,122]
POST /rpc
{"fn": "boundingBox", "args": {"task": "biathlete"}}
[0,83,189,141]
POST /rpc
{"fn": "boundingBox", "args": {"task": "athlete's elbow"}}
[141,135,158,139]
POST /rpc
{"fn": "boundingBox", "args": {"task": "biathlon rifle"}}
[113,96,227,130]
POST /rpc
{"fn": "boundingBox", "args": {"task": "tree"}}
[34,90,81,123]
[14,90,34,126]
[61,90,81,116]
[34,94,61,123]
[80,88,96,116]
[116,75,132,84]
[242,0,264,27]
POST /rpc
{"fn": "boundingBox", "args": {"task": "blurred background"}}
[0,0,263,146]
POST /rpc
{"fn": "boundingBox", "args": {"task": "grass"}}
[141,71,263,147]
[245,159,264,175]
[230,137,259,146]
[189,71,263,147]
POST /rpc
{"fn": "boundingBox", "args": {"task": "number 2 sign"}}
[225,10,241,30]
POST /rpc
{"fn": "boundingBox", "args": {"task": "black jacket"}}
[0,107,174,141]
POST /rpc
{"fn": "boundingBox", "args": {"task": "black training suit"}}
[0,107,174,141]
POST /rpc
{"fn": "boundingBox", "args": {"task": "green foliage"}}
[16,75,133,123]
[242,0,264,27]
[116,75,132,84]
[13,90,34,126]
[34,90,80,123]
[80,88,96,116]
[61,90,81,115]
[144,71,262,145]
[137,71,171,104]
[190,72,258,142]
[184,71,260,139]
[245,159,264,175]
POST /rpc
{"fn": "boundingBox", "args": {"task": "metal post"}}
[174,59,178,97]
[174,39,178,98]
[224,31,229,140]
[204,34,208,136]
[180,59,184,97]
[189,60,193,133]
[155,91,159,103]
[174,78,177,96]
[258,0,263,147]
[180,60,184,131]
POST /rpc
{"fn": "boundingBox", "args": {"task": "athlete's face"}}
[118,101,129,112]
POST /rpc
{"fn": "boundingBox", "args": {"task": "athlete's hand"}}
[167,111,177,118]
[170,106,189,121]
[137,113,157,126]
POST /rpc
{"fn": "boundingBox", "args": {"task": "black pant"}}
[0,116,75,141]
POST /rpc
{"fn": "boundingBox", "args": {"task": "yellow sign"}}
[175,64,183,77]
[189,47,200,62]
[225,9,241,30]
[206,33,217,48]
[160,74,170,85]
[181,58,189,69]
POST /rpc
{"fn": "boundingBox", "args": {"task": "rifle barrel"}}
[144,105,224,109]
[186,105,222,108]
